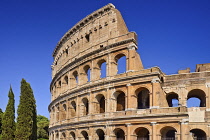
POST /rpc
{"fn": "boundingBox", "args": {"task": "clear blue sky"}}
[0,0,209,118]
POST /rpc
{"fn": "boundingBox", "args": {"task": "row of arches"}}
[51,127,207,140]
[51,54,127,99]
[50,88,207,123]
[166,89,206,108]
[50,88,150,123]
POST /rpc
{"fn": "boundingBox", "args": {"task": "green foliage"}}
[37,115,49,139]
[0,108,3,135]
[0,108,3,139]
[2,87,15,140]
[15,79,37,140]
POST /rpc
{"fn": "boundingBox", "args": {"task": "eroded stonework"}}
[49,3,210,140]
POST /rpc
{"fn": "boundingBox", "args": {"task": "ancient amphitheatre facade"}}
[49,3,210,140]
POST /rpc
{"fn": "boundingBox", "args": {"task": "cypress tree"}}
[15,79,37,140]
[2,87,15,140]
[0,108,3,135]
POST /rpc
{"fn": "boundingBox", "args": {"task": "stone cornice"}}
[53,3,115,57]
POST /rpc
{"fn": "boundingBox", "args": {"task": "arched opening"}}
[56,106,59,121]
[55,133,59,140]
[135,127,150,140]
[70,101,76,117]
[73,71,78,86]
[61,132,66,139]
[70,132,76,140]
[96,129,105,140]
[98,59,107,78]
[114,128,125,140]
[84,65,91,82]
[58,80,61,94]
[64,76,68,85]
[136,88,150,109]
[81,131,89,140]
[187,89,206,107]
[115,54,126,74]
[82,98,89,115]
[166,93,179,107]
[190,129,206,140]
[96,94,105,113]
[160,126,177,140]
[114,91,126,111]
[62,104,67,120]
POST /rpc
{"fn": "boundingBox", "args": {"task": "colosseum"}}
[49,3,210,140]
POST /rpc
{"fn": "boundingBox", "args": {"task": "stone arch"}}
[115,53,127,74]
[55,132,59,140]
[96,129,105,140]
[83,65,91,82]
[114,91,126,111]
[56,105,60,121]
[69,131,76,140]
[60,103,66,120]
[81,130,89,140]
[166,92,179,107]
[61,132,66,139]
[72,71,78,87]
[160,126,177,140]
[135,87,150,109]
[134,127,150,140]
[97,59,107,78]
[114,128,125,140]
[57,80,62,95]
[187,89,206,107]
[70,100,76,117]
[64,75,69,85]
[95,94,106,113]
[82,98,89,115]
[190,128,206,140]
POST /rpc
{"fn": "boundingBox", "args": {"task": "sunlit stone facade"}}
[49,3,210,140]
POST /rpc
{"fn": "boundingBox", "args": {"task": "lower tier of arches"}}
[49,122,209,140]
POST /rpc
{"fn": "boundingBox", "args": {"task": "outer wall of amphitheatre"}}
[49,4,210,140]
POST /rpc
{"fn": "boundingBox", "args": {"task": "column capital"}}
[151,122,157,125]
[151,78,160,83]
[127,44,137,50]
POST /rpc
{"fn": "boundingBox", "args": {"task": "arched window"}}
[81,131,89,140]
[160,126,177,140]
[136,88,150,109]
[84,65,91,82]
[70,132,76,140]
[114,91,125,111]
[114,128,125,140]
[187,89,206,107]
[70,101,76,117]
[115,54,126,74]
[96,94,105,113]
[64,76,68,85]
[62,104,66,120]
[96,129,105,140]
[166,92,179,107]
[73,71,78,86]
[61,132,66,139]
[82,98,89,115]
[135,127,150,140]
[56,133,59,140]
[190,129,206,140]
[98,59,106,78]
[56,106,59,121]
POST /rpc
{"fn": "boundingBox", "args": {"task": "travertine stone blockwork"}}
[49,3,210,140]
